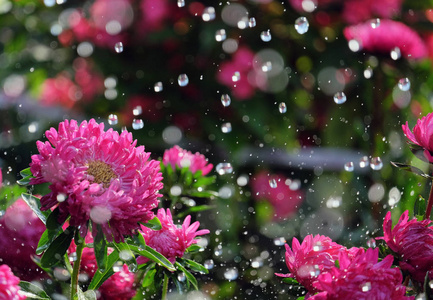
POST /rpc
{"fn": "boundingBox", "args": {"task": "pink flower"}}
[137,208,209,264]
[310,248,413,300]
[0,264,26,300]
[344,20,427,59]
[379,210,433,283]
[138,0,170,33]
[162,145,213,176]
[0,199,46,281]
[402,113,433,163]
[342,0,403,24]
[29,119,163,242]
[276,235,361,293]
[250,171,304,221]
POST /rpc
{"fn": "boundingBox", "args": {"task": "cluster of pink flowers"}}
[138,208,209,264]
[0,264,26,300]
[162,145,213,176]
[250,171,304,221]
[29,119,163,242]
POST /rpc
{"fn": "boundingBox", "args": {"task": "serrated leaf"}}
[175,262,198,290]
[21,193,48,225]
[129,245,175,272]
[181,258,208,274]
[140,216,162,230]
[142,269,156,287]
[93,224,107,272]
[40,226,75,268]
[19,281,51,299]
[390,162,432,178]
[88,249,119,290]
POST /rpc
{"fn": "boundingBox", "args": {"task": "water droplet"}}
[132,106,142,116]
[390,47,401,60]
[204,259,214,270]
[361,282,371,292]
[214,246,223,256]
[178,74,189,86]
[278,102,287,113]
[112,261,123,272]
[429,280,433,289]
[128,263,137,272]
[260,30,272,42]
[269,178,277,188]
[273,237,286,246]
[221,94,231,107]
[364,66,373,79]
[216,163,233,175]
[224,268,239,281]
[221,122,232,133]
[251,257,263,268]
[248,17,256,28]
[333,92,346,104]
[359,156,369,168]
[154,82,163,92]
[177,0,185,7]
[370,18,380,29]
[237,17,248,29]
[294,17,309,34]
[177,272,186,282]
[348,39,361,52]
[370,157,383,170]
[261,61,272,72]
[202,7,215,22]
[232,71,240,82]
[132,119,144,130]
[344,162,354,172]
[114,42,123,53]
[312,242,323,252]
[398,78,410,91]
[215,29,226,42]
[108,114,118,125]
[366,238,376,248]
[170,185,182,196]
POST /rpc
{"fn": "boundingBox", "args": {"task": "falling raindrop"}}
[216,163,233,175]
[251,257,263,268]
[132,106,142,116]
[294,17,309,34]
[248,17,256,28]
[221,122,232,133]
[261,61,272,72]
[273,237,286,246]
[370,157,383,170]
[221,94,231,107]
[278,102,287,113]
[112,261,123,273]
[215,29,227,42]
[177,0,185,7]
[348,39,361,52]
[114,42,123,53]
[366,238,376,248]
[204,259,214,270]
[359,156,369,168]
[177,272,186,282]
[224,268,239,281]
[260,30,272,42]
[364,66,373,79]
[333,92,347,104]
[269,179,277,188]
[178,74,189,86]
[390,47,401,60]
[154,82,163,92]
[344,162,354,172]
[202,7,216,22]
[370,18,380,28]
[108,114,118,125]
[398,78,410,91]
[232,71,241,82]
[132,119,144,130]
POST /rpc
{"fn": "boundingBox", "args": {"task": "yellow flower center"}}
[87,160,117,187]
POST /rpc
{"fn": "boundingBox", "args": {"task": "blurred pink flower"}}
[138,0,170,33]
[0,199,46,281]
[217,47,266,100]
[276,234,362,293]
[40,74,79,108]
[250,171,303,221]
[344,20,427,59]
[73,58,104,101]
[29,119,163,242]
[342,0,403,24]
[138,208,209,264]
[310,248,412,300]
[0,264,26,300]
[379,210,433,283]
[163,145,213,176]
[402,113,433,163]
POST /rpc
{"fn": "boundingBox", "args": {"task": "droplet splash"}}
[132,119,144,130]
[344,162,354,172]
[294,17,309,34]
[178,74,189,87]
[333,92,347,104]
[370,157,383,170]
[221,94,231,107]
[108,114,118,125]
[216,163,233,175]
[260,30,272,42]
[215,29,227,42]
[278,102,287,113]
[398,78,410,91]
[221,122,232,133]
[114,42,123,53]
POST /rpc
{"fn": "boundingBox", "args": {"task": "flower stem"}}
[161,273,169,300]
[425,181,433,220]
[70,241,85,300]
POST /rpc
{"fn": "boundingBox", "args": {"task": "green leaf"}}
[21,193,48,225]
[40,226,75,268]
[20,167,33,177]
[113,242,137,268]
[189,190,218,198]
[140,216,162,230]
[19,281,51,299]
[129,245,175,272]
[176,205,215,219]
[185,244,201,253]
[192,176,216,188]
[46,207,63,231]
[88,248,119,290]
[390,162,432,178]
[0,184,26,212]
[76,287,97,300]
[17,168,34,186]
[142,269,156,288]
[36,228,63,255]
[93,224,107,272]
[282,277,300,285]
[181,258,208,274]
[175,262,198,290]
[414,195,426,219]
[132,231,146,248]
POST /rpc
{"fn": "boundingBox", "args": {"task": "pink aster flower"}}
[0,199,46,281]
[379,210,433,283]
[29,119,163,242]
[162,145,213,176]
[276,234,362,293]
[344,20,427,59]
[137,208,209,264]
[402,113,433,163]
[310,248,413,300]
[0,264,26,300]
[250,171,304,221]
